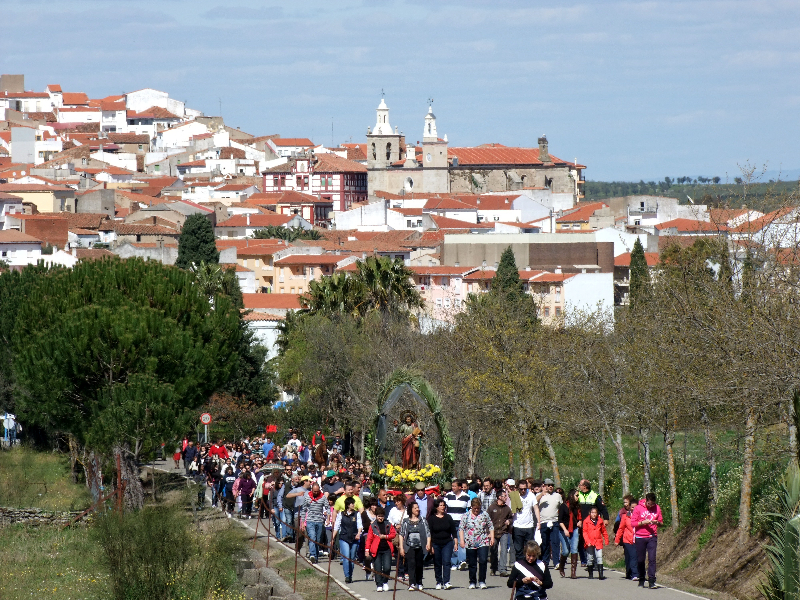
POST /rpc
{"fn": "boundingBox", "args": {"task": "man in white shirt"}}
[537,478,563,568]
[512,479,540,562]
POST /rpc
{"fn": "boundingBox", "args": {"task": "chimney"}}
[246,213,250,226]
[555,265,562,274]
[538,135,551,163]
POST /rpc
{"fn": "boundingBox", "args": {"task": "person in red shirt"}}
[582,506,609,580]
[209,440,229,460]
[614,494,639,581]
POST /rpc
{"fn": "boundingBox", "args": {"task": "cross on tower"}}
[381,88,385,99]
[427,97,434,107]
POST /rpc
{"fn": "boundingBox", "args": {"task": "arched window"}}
[386,143,392,161]
[372,143,376,160]
[428,123,432,134]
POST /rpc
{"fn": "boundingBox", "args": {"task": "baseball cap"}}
[301,475,311,481]
[506,478,516,486]
[544,478,554,485]
[326,470,336,478]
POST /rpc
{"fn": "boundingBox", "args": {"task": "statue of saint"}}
[393,412,423,469]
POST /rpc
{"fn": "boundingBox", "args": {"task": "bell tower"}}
[421,99,449,193]
[366,93,403,195]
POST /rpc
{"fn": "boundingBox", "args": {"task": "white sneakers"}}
[409,586,416,591]
[469,584,476,589]
[479,582,487,589]
[435,584,442,590]
[383,584,389,592]
[376,587,383,593]
[418,584,424,591]
[444,582,453,590]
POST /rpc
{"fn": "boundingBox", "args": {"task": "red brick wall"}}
[22,218,69,250]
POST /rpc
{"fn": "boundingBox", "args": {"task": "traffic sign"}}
[200,413,212,425]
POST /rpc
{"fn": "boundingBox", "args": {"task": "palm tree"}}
[302,272,366,317]
[355,256,422,315]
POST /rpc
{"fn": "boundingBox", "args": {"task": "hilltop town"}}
[0,74,783,355]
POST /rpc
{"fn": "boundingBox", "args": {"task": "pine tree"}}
[629,238,651,306]
[176,214,219,269]
[492,246,525,301]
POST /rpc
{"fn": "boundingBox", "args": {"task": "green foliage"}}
[758,467,800,600]
[252,225,321,241]
[92,505,244,600]
[0,447,90,511]
[301,256,422,319]
[176,214,219,269]
[492,246,525,301]
[629,237,651,306]
[11,258,241,457]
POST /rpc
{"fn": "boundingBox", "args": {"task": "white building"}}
[0,229,42,265]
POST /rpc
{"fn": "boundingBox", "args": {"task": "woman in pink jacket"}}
[630,492,663,589]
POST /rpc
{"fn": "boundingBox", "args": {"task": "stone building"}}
[365,97,586,201]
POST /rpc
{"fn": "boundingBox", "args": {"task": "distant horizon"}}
[2,1,797,182]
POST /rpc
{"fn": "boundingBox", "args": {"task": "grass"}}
[0,446,90,511]
[260,540,351,600]
[0,523,110,600]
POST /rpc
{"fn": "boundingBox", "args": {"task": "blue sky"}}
[1,0,798,181]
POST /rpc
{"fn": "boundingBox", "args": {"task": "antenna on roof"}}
[218,98,222,116]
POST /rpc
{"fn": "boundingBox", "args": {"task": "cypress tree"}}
[176,214,219,269]
[629,237,651,306]
[492,246,525,301]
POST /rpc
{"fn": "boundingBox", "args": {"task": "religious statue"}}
[393,412,423,469]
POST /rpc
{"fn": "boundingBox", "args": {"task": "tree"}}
[12,258,241,506]
[493,246,525,301]
[356,256,423,315]
[302,272,367,317]
[629,238,651,306]
[253,226,322,241]
[176,214,219,269]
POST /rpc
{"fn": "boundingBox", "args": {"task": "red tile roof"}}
[127,106,182,120]
[177,160,206,168]
[274,254,348,266]
[271,138,314,147]
[242,293,302,310]
[614,252,660,267]
[654,218,727,233]
[101,223,180,235]
[215,183,253,192]
[249,190,328,205]
[47,85,62,93]
[448,145,575,167]
[429,215,494,230]
[529,273,576,283]
[0,183,73,192]
[312,153,367,173]
[62,92,89,106]
[409,266,478,276]
[557,202,608,223]
[731,206,799,234]
[216,214,293,228]
[0,230,42,244]
[75,248,114,260]
[58,106,99,113]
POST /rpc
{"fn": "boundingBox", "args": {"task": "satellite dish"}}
[687,195,694,205]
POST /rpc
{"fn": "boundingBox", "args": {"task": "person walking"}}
[582,506,608,580]
[488,489,513,577]
[183,440,198,476]
[365,506,397,593]
[631,492,663,589]
[559,489,582,579]
[576,480,608,566]
[304,482,329,563]
[428,498,458,590]
[400,502,431,591]
[537,479,562,569]
[445,480,470,571]
[614,494,639,581]
[333,496,362,583]
[511,479,540,562]
[459,497,495,590]
[222,466,237,518]
[506,541,553,600]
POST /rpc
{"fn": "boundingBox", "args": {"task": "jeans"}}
[451,538,466,567]
[623,542,639,579]
[465,546,489,585]
[432,542,454,585]
[339,539,358,579]
[568,528,580,554]
[585,545,603,566]
[307,521,324,559]
[406,547,424,586]
[281,508,294,540]
[635,536,657,581]
[490,533,511,573]
[373,550,392,587]
[539,523,560,566]
[513,527,536,562]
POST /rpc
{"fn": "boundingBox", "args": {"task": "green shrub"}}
[92,505,243,600]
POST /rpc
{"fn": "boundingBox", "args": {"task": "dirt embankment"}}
[604,521,767,599]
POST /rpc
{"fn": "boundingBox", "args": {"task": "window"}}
[255,259,260,268]
[372,143,376,160]
[290,288,295,294]
[242,259,248,267]
[386,142,392,161]
[544,307,550,317]
[435,298,443,307]
[634,219,641,225]
[444,298,451,308]
[416,220,422,227]
[494,216,500,221]
[154,164,160,172]
[555,307,562,317]
[228,230,235,238]
[455,298,462,308]
[407,220,412,228]
[138,144,143,150]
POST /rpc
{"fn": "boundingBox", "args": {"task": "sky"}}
[1,0,798,181]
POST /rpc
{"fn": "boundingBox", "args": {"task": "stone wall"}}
[237,548,304,600]
[0,506,89,527]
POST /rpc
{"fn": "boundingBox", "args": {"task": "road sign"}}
[200,413,212,425]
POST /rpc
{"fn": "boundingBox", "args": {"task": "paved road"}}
[153,461,707,600]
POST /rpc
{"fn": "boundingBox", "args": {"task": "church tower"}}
[421,102,449,193]
[366,95,403,195]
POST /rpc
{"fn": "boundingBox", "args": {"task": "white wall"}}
[333,201,390,231]
[564,272,614,322]
[594,227,649,257]
[0,242,42,265]
[126,89,185,118]
[248,319,283,360]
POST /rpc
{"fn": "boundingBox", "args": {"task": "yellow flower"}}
[379,469,386,475]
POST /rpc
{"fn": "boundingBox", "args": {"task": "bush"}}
[92,505,243,600]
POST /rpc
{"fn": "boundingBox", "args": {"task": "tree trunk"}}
[542,430,561,487]
[85,451,102,505]
[665,432,679,532]
[597,431,606,497]
[113,444,144,511]
[524,442,533,480]
[701,408,718,520]
[641,428,651,494]
[739,408,758,541]
[359,430,365,463]
[467,429,475,476]
[68,434,80,485]
[508,441,514,479]
[791,391,800,472]
[610,425,630,496]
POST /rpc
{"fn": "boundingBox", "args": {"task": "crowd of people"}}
[172,429,664,595]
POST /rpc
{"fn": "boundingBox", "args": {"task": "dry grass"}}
[0,447,90,511]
